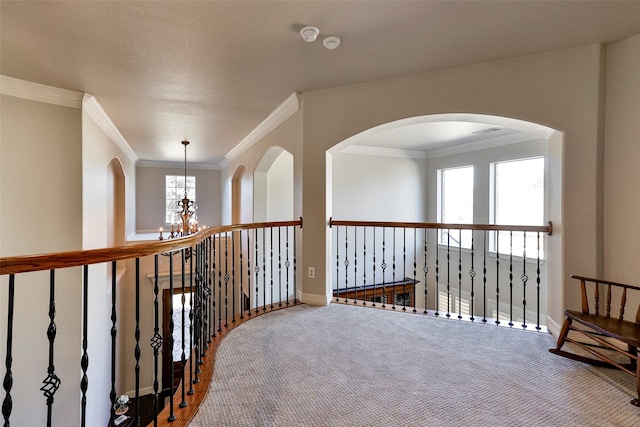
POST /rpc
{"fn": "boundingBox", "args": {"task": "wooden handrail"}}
[0,219,302,275]
[329,219,552,235]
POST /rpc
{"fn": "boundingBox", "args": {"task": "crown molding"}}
[425,132,542,159]
[136,160,221,171]
[224,92,301,163]
[340,145,429,160]
[0,75,83,108]
[82,94,138,163]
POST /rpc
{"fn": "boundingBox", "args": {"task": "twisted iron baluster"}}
[446,229,450,318]
[482,231,487,323]
[469,235,476,322]
[151,256,162,427]
[509,231,514,327]
[240,231,245,317]
[109,264,117,426]
[293,225,298,303]
[435,228,440,316]
[413,228,417,313]
[80,266,89,427]
[521,233,528,329]
[168,254,176,421]
[536,232,542,330]
[232,232,236,321]
[402,227,407,311]
[179,250,187,408]
[336,226,340,302]
[372,227,377,307]
[392,227,396,310]
[363,226,367,305]
[247,231,253,315]
[423,228,428,314]
[262,228,266,311]
[135,258,142,422]
[458,229,462,319]
[270,227,274,309]
[286,227,290,306]
[354,227,358,305]
[255,230,260,311]
[189,247,196,393]
[3,275,15,427]
[42,270,61,427]
[381,227,387,308]
[225,233,230,326]
[344,227,349,303]
[278,227,283,307]
[495,231,500,325]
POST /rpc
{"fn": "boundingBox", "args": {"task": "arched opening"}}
[327,113,563,329]
[254,147,294,222]
[107,157,126,247]
[232,165,247,224]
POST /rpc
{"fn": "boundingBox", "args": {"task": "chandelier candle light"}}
[159,140,198,240]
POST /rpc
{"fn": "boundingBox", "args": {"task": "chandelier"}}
[159,140,198,240]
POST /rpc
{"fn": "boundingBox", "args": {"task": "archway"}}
[231,164,248,224]
[107,157,126,247]
[327,113,563,330]
[254,147,294,222]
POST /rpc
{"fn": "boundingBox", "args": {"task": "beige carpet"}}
[190,303,639,426]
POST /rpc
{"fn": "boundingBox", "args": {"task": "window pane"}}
[493,157,544,258]
[166,175,197,224]
[439,166,473,248]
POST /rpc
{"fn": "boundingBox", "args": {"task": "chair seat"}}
[565,310,640,348]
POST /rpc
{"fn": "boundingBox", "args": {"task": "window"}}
[437,166,474,248]
[491,157,544,258]
[166,175,196,224]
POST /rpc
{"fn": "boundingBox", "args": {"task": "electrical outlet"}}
[308,267,315,278]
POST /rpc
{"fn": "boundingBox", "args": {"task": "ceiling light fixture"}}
[300,26,319,42]
[323,36,341,50]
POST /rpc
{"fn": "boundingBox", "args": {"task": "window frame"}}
[436,165,474,249]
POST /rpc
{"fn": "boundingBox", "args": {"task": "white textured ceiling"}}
[2,1,640,165]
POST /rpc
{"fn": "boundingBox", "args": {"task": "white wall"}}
[603,33,640,317]
[136,166,222,231]
[266,151,294,221]
[0,94,83,426]
[332,153,427,221]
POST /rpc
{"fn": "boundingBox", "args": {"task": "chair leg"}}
[632,361,640,407]
[555,317,572,350]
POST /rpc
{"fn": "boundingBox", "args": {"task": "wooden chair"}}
[549,274,640,406]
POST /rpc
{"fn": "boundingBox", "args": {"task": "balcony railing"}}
[0,219,301,427]
[330,219,552,330]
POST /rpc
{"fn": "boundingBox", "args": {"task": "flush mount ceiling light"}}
[300,26,319,42]
[323,36,341,50]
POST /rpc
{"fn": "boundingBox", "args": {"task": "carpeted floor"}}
[189,304,639,426]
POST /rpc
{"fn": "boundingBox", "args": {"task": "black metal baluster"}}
[219,235,223,332]
[495,231,500,325]
[209,236,214,340]
[458,229,462,320]
[372,227,377,307]
[189,247,196,394]
[521,233,528,329]
[469,235,476,322]
[247,230,253,315]
[509,231,514,327]
[255,229,260,311]
[213,236,219,336]
[354,226,358,305]
[3,274,15,427]
[240,231,245,317]
[482,231,487,323]
[381,227,387,308]
[151,256,162,427]
[392,227,396,310]
[344,226,349,303]
[536,232,542,330]
[293,225,298,303]
[135,258,142,425]
[42,270,61,427]
[363,226,367,306]
[335,226,340,302]
[285,227,290,306]
[225,233,230,325]
[278,227,283,307]
[446,229,450,318]
[109,264,117,427]
[81,266,89,427]
[179,250,187,408]
[232,232,236,321]
[262,228,266,311]
[435,228,440,316]
[402,227,407,311]
[270,227,274,309]
[168,254,176,421]
[413,228,417,313]
[423,228,428,314]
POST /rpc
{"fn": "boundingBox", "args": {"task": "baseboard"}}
[546,316,561,338]
[301,292,331,306]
